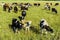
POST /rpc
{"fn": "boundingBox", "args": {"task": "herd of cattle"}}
[1,2,59,13]
[0,2,59,34]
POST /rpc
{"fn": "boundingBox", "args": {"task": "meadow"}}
[0,1,60,40]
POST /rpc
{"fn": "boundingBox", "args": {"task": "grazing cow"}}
[24,21,32,31]
[52,8,57,14]
[14,6,18,13]
[40,19,53,34]
[21,10,26,17]
[55,3,59,6]
[3,3,9,11]
[3,3,11,12]
[12,18,23,33]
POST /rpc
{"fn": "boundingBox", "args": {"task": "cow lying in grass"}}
[40,19,54,35]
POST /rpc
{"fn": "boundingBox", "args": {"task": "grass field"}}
[0,0,60,1]
[0,1,60,40]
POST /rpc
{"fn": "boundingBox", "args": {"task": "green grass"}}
[0,1,60,40]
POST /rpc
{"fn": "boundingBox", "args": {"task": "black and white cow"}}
[40,19,53,34]
[24,21,32,31]
[12,18,23,33]
[52,8,57,14]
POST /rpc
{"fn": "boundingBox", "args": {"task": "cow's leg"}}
[13,27,16,33]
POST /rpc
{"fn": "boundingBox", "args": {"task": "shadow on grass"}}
[30,26,40,34]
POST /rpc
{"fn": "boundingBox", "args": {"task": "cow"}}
[24,21,32,31]
[21,10,26,17]
[14,6,18,13]
[3,3,9,11]
[52,8,57,14]
[3,3,12,12]
[55,3,59,6]
[40,19,54,34]
[11,18,23,33]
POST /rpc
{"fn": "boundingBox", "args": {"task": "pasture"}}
[0,1,60,40]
